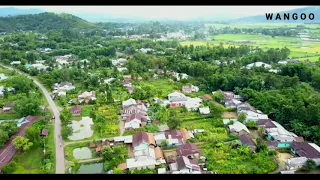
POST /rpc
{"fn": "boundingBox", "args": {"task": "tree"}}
[0,129,9,148]
[208,102,224,119]
[3,88,8,99]
[213,91,224,103]
[113,168,124,174]
[302,159,317,171]
[246,121,258,129]
[60,107,72,126]
[106,90,114,104]
[237,113,247,123]
[256,137,267,152]
[13,136,33,152]
[25,126,41,146]
[167,116,181,130]
[161,140,169,148]
[8,76,34,94]
[14,95,41,117]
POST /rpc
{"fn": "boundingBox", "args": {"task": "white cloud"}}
[1,6,309,19]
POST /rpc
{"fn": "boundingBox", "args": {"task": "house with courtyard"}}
[238,134,257,152]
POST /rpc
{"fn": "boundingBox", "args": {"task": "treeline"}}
[207,26,300,37]
[0,12,96,33]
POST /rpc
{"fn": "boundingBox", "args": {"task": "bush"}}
[2,162,17,174]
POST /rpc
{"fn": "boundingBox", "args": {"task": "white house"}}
[10,61,21,65]
[112,58,127,66]
[286,157,308,170]
[185,97,202,111]
[54,82,75,92]
[168,91,188,107]
[122,98,137,108]
[238,110,268,123]
[103,78,116,85]
[58,91,66,98]
[278,60,288,65]
[31,63,48,71]
[78,91,96,103]
[124,113,149,129]
[117,67,128,72]
[228,121,250,134]
[182,85,199,94]
[199,107,210,115]
[246,62,272,70]
[173,72,189,81]
[0,73,9,81]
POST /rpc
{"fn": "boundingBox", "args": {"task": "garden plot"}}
[68,117,94,141]
[73,147,92,160]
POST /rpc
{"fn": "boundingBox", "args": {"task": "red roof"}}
[257,119,277,128]
[239,134,256,149]
[41,129,49,136]
[125,113,148,123]
[176,144,200,157]
[292,142,320,159]
[132,132,149,147]
[71,105,82,114]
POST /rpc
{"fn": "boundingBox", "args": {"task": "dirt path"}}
[270,152,293,174]
[64,137,112,146]
[119,118,125,136]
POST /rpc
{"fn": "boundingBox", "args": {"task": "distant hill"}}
[230,6,320,24]
[0,12,97,32]
[0,7,43,17]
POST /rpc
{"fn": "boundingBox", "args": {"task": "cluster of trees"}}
[207,26,300,37]
[0,122,19,148]
[102,145,128,172]
[60,108,72,139]
[91,105,119,138]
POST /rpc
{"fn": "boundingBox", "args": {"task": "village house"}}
[169,156,201,174]
[291,142,320,165]
[54,82,75,92]
[2,103,15,112]
[228,121,250,136]
[117,67,128,73]
[35,60,46,64]
[238,134,256,152]
[185,97,202,111]
[168,92,188,108]
[71,105,82,116]
[31,63,49,71]
[176,144,201,159]
[199,107,210,115]
[182,85,199,94]
[0,73,9,81]
[112,58,127,66]
[245,62,272,70]
[286,157,308,171]
[122,103,148,120]
[155,129,186,147]
[172,72,189,81]
[58,91,66,98]
[124,113,149,130]
[266,121,298,148]
[103,78,116,85]
[10,61,21,66]
[41,129,49,137]
[126,132,159,170]
[122,98,137,108]
[78,91,96,104]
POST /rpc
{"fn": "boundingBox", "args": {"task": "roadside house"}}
[2,103,15,112]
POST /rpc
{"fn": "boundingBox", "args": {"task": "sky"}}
[2,6,308,19]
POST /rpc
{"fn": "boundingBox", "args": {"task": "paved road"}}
[1,65,65,174]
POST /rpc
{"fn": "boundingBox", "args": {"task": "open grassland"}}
[205,23,320,29]
[181,34,320,60]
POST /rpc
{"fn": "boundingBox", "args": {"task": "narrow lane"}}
[0,64,65,174]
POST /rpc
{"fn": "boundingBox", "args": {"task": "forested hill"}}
[229,6,320,23]
[0,12,97,33]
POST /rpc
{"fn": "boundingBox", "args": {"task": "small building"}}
[71,105,82,116]
[41,129,49,137]
[124,113,149,129]
[176,144,200,159]
[182,85,199,94]
[122,98,137,108]
[228,121,250,135]
[199,107,210,115]
[286,157,308,170]
[238,134,256,152]
[2,103,15,112]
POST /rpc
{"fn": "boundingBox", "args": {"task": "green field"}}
[181,34,320,60]
[205,23,320,29]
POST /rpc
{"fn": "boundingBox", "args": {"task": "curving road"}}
[1,64,65,174]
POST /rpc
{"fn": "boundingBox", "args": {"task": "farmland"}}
[181,34,320,61]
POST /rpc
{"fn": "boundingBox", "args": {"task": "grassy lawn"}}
[0,113,21,120]
[298,56,320,62]
[199,143,278,174]
[82,105,94,117]
[181,119,229,143]
[171,108,207,122]
[11,147,43,174]
[136,79,179,99]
